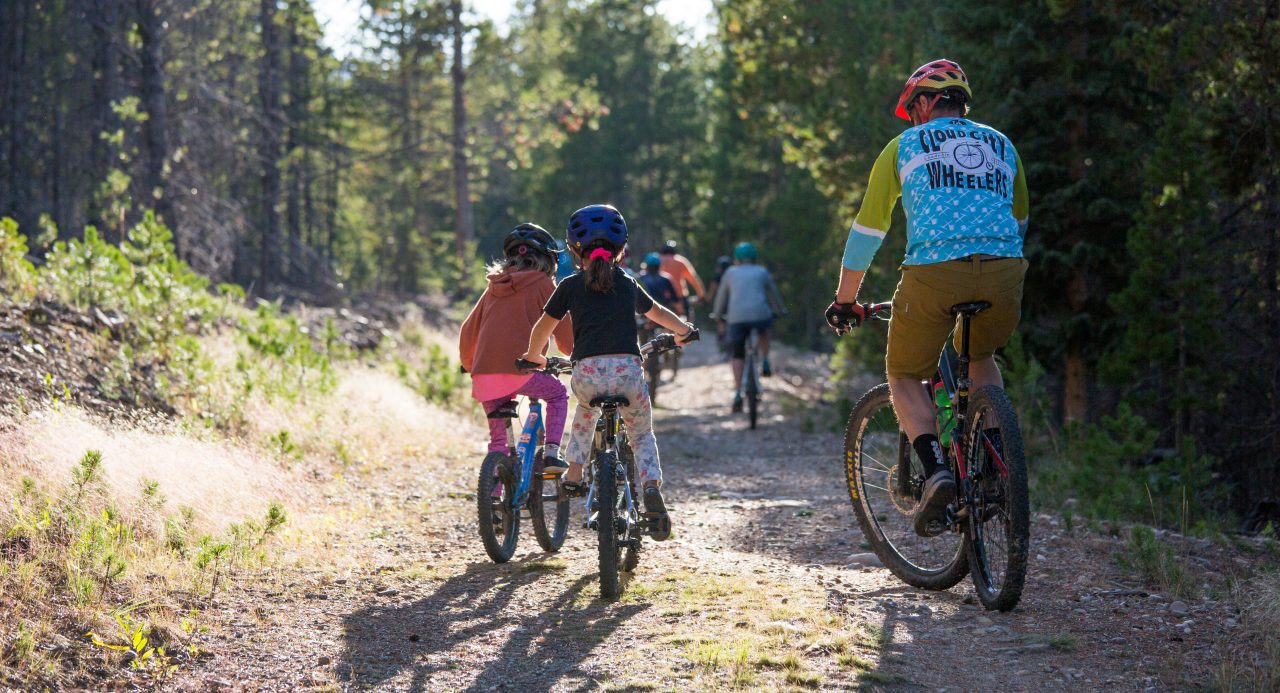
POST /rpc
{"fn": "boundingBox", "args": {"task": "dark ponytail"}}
[580,244,618,293]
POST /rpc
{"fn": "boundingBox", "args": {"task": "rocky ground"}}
[166,340,1269,692]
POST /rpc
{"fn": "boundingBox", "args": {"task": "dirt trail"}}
[180,342,1236,691]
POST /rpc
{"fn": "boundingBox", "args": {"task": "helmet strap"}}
[910,93,945,126]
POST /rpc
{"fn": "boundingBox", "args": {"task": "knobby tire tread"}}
[844,384,968,590]
[597,454,622,599]
[965,385,1030,612]
[477,452,519,563]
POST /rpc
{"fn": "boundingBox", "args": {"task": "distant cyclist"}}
[824,59,1029,536]
[713,242,786,412]
[638,252,679,311]
[706,255,733,353]
[705,255,733,310]
[658,240,705,317]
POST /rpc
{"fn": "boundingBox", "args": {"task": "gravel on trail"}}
[176,341,1243,692]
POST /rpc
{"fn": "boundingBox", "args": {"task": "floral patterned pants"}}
[564,355,662,487]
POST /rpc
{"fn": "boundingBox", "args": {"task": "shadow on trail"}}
[339,558,647,691]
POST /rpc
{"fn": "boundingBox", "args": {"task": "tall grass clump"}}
[0,450,289,687]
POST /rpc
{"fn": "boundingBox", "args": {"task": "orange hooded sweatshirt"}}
[459,269,574,375]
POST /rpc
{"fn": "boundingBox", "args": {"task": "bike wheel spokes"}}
[844,384,967,590]
[964,385,1030,611]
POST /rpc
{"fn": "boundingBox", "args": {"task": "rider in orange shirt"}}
[658,240,705,317]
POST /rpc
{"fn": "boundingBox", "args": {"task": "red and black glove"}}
[824,300,867,335]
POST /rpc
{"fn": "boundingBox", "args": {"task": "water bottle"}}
[933,381,955,447]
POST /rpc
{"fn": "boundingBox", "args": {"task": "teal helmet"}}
[733,242,758,261]
[642,252,663,271]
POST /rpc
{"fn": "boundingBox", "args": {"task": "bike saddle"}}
[486,400,520,419]
[950,301,992,316]
[589,395,631,408]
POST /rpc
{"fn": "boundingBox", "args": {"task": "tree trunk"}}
[450,0,475,278]
[258,0,283,291]
[136,0,173,239]
[1062,266,1089,422]
[89,0,121,236]
[3,1,35,232]
[285,1,307,258]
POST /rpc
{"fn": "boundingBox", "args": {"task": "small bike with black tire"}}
[476,356,573,563]
[837,301,1029,611]
[584,330,697,599]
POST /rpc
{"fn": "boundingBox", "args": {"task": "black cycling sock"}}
[912,434,946,477]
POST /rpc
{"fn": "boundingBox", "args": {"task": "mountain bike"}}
[584,330,697,599]
[476,357,572,563]
[837,301,1029,611]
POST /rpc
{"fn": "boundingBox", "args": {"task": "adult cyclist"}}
[658,240,705,318]
[824,59,1029,536]
[714,242,786,412]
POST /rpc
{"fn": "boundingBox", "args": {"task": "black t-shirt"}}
[544,268,655,360]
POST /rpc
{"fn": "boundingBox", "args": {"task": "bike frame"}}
[584,405,638,529]
[941,314,1009,486]
[505,399,545,510]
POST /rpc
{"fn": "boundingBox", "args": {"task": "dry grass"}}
[0,438,288,688]
[616,568,887,690]
[1215,571,1280,691]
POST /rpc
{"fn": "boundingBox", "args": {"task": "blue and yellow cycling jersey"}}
[842,118,1029,270]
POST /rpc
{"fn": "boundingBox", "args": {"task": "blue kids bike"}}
[477,357,573,563]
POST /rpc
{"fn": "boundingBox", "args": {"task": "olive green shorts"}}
[886,256,1028,380]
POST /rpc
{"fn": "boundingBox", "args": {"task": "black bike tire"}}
[597,453,622,599]
[477,452,519,563]
[531,474,570,553]
[964,385,1030,612]
[621,435,641,572]
[844,383,968,589]
[746,368,759,430]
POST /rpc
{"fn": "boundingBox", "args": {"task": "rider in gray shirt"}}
[712,242,786,411]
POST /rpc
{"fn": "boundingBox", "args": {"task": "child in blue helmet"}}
[520,204,693,540]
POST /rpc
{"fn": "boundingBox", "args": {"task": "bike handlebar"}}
[833,301,893,336]
[640,329,699,358]
[514,356,573,374]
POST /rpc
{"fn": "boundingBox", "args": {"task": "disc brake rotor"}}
[886,465,918,515]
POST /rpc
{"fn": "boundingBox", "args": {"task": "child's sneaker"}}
[761,356,773,377]
[643,485,672,541]
[542,455,569,476]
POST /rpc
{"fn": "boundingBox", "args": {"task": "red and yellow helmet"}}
[895,59,972,120]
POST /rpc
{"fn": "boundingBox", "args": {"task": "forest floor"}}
[165,340,1270,692]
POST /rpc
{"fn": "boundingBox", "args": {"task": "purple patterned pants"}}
[480,373,568,453]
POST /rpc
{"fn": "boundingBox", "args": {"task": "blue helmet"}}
[642,252,662,271]
[733,242,758,261]
[566,204,628,253]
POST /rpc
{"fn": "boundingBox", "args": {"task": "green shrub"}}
[0,217,38,300]
[1117,525,1196,598]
